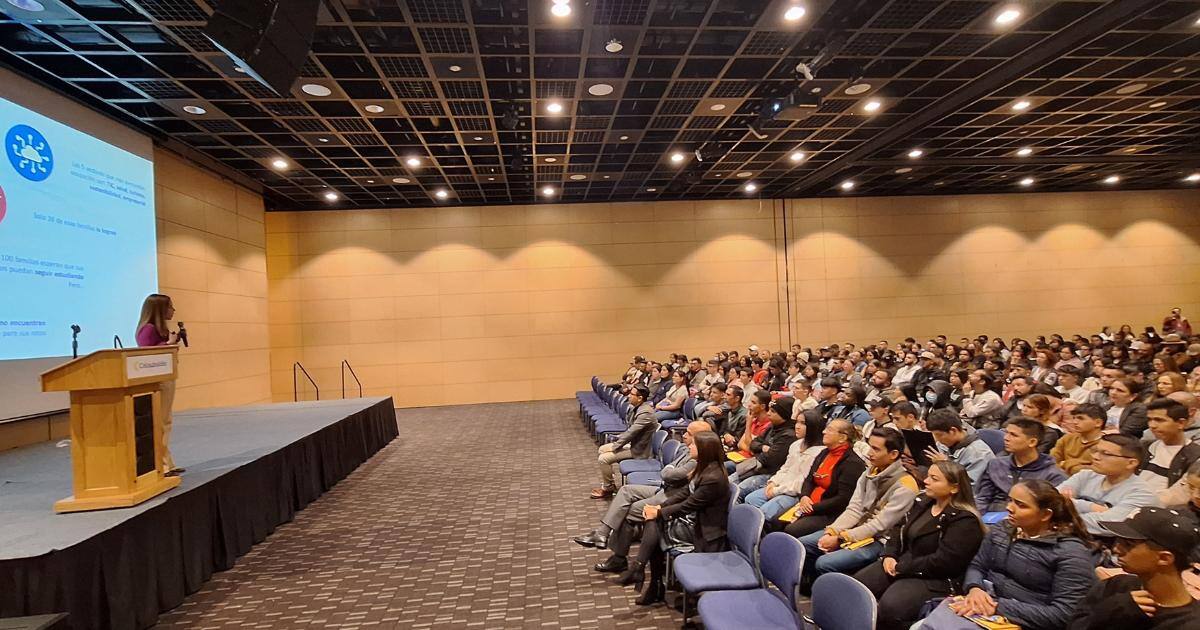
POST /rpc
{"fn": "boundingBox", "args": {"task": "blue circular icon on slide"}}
[6,124,54,182]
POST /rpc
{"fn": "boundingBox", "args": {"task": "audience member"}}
[926,409,996,484]
[775,419,866,537]
[731,390,773,456]
[975,418,1069,516]
[1139,400,1200,506]
[1109,377,1151,437]
[1023,394,1067,454]
[654,369,689,422]
[744,409,826,519]
[960,370,1003,426]
[718,386,746,446]
[592,385,659,499]
[1053,403,1108,475]
[1058,434,1157,537]
[734,397,798,498]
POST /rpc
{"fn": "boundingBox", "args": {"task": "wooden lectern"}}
[41,347,182,513]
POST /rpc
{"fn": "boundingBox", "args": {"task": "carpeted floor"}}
[155,399,683,629]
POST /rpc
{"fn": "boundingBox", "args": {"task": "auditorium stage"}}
[0,397,398,630]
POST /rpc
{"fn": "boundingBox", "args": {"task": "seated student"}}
[828,385,872,427]
[773,419,866,537]
[738,367,761,403]
[614,431,731,606]
[799,427,919,578]
[922,480,1096,630]
[1139,400,1200,506]
[1022,393,1067,454]
[1058,435,1157,537]
[697,358,725,395]
[812,377,842,419]
[575,420,709,565]
[854,398,896,461]
[592,385,660,499]
[853,461,986,630]
[745,409,826,519]
[718,385,747,445]
[694,381,727,423]
[734,397,798,498]
[1058,364,1097,405]
[974,418,1069,518]
[1053,403,1108,476]
[731,390,773,457]
[1000,374,1034,421]
[789,379,817,418]
[1067,507,1200,629]
[926,409,996,484]
[1178,459,1200,524]
[653,369,689,421]
[1108,377,1150,438]
[960,370,1003,426]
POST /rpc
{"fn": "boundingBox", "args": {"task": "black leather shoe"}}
[593,555,628,573]
[572,531,608,549]
[635,580,665,606]
[614,560,646,589]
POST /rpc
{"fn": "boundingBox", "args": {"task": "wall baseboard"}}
[0,411,70,452]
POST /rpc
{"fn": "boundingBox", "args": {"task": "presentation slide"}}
[0,94,156,361]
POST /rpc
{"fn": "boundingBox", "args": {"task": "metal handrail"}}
[341,360,362,399]
[293,362,319,401]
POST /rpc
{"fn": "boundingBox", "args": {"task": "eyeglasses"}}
[1092,450,1137,460]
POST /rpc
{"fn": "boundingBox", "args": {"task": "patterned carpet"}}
[155,399,683,629]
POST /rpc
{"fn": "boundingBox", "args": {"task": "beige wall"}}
[265,189,1200,408]
[155,149,271,410]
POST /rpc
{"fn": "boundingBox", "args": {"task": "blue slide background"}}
[0,95,156,360]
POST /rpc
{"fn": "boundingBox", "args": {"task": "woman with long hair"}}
[1154,370,1188,399]
[616,431,731,605]
[853,461,985,630]
[135,293,183,476]
[1020,394,1064,454]
[1031,348,1058,386]
[744,409,826,519]
[921,480,1095,630]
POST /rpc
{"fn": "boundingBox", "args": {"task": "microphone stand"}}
[113,335,123,349]
[71,324,80,359]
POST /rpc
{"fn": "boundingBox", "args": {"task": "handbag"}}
[734,457,762,478]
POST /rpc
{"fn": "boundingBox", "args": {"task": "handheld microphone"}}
[176,321,189,348]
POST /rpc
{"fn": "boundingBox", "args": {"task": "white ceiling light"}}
[789,151,806,162]
[863,99,882,113]
[605,39,623,53]
[710,103,727,111]
[551,2,571,17]
[366,179,375,183]
[546,101,564,114]
[542,186,557,196]
[603,175,610,179]
[270,158,289,170]
[323,192,338,201]
[840,181,855,191]
[570,174,587,180]
[744,182,758,192]
[844,83,872,96]
[487,177,496,181]
[895,167,913,174]
[544,157,557,162]
[391,177,410,184]
[646,188,657,192]
[1184,173,1200,182]
[233,66,246,74]
[1011,99,1031,111]
[364,104,385,113]
[448,65,462,73]
[736,171,753,178]
[301,83,332,97]
[473,136,483,141]
[588,83,614,96]
[1149,101,1167,108]
[1115,83,1148,95]
[907,149,923,159]
[1016,147,1033,157]
[619,135,629,140]
[317,137,329,143]
[406,157,421,167]
[994,8,1021,25]
[670,152,685,163]
[182,105,206,115]
[784,6,806,22]
[1019,177,1035,187]
[8,1,46,11]
[435,189,449,199]
[1103,175,1121,184]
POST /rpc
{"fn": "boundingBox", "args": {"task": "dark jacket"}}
[659,463,731,552]
[1116,402,1149,439]
[613,402,659,458]
[798,446,868,517]
[1067,574,1200,630]
[660,441,696,502]
[751,420,798,474]
[1141,441,1200,489]
[963,523,1096,630]
[881,495,986,591]
[974,453,1068,513]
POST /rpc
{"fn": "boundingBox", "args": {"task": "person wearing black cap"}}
[1066,507,1200,629]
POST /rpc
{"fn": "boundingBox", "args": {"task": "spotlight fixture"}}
[784,5,806,22]
[551,1,571,18]
[605,39,623,53]
[994,8,1021,25]
[542,186,557,197]
[840,180,855,191]
[789,151,806,162]
[863,99,882,113]
[449,65,462,73]
[364,104,385,113]
[1011,100,1031,111]
[588,83,614,96]
[646,188,657,192]
[670,152,685,164]
[1185,173,1200,183]
[391,177,410,184]
[546,101,564,114]
[744,182,758,193]
[270,158,289,170]
[1019,177,1035,187]
[406,157,421,167]
[323,191,338,201]
[435,189,449,199]
[907,149,923,159]
[1102,175,1120,184]
[301,83,332,97]
[182,105,206,115]
[1016,147,1034,157]
[619,135,629,141]
[317,137,329,143]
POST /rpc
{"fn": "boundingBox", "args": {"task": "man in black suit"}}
[592,385,659,499]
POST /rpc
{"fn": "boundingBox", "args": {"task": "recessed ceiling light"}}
[1016,147,1033,157]
[605,39,623,53]
[1184,173,1200,182]
[551,3,571,18]
[1149,101,1167,108]
[670,152,685,163]
[1172,66,1187,74]
[863,99,882,113]
[487,177,495,181]
[364,104,385,113]
[603,175,610,179]
[994,8,1021,25]
[710,103,727,111]
[844,83,872,96]
[542,186,557,196]
[646,188,657,192]
[1019,177,1035,187]
[789,151,806,162]
[934,181,945,186]
[1115,83,1148,95]
[435,189,449,199]
[784,6,806,22]
[546,102,564,114]
[366,179,375,183]
[182,105,206,115]
[907,149,923,159]
[473,136,483,141]
[391,177,410,184]
[233,65,246,74]
[1122,147,1139,153]
[619,135,629,140]
[406,157,421,167]
[736,171,753,178]
[323,192,338,201]
[448,65,462,73]
[895,167,913,174]
[271,158,289,170]
[570,174,587,180]
[1103,175,1121,184]
[544,157,557,162]
[301,83,332,97]
[317,137,329,143]
[840,181,855,191]
[1011,100,1031,111]
[744,182,758,192]
[588,83,614,96]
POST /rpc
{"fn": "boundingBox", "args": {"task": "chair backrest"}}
[977,428,1006,454]
[660,439,680,466]
[682,396,696,420]
[759,532,805,613]
[727,480,739,515]
[727,504,765,567]
[651,430,668,457]
[811,572,877,630]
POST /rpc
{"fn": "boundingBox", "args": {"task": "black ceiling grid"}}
[0,0,1197,212]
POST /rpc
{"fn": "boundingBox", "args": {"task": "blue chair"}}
[697,532,806,630]
[977,428,1006,454]
[617,430,668,476]
[674,504,765,624]
[623,440,680,486]
[810,572,877,630]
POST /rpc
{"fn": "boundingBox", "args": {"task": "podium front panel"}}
[132,394,155,476]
